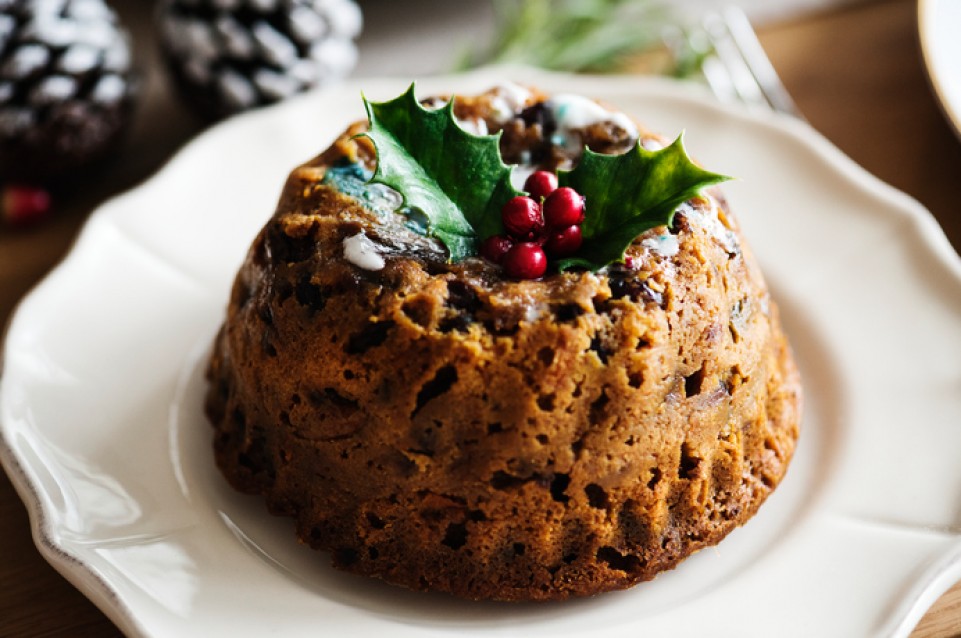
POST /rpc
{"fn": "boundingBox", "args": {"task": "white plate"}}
[3,67,961,638]
[919,0,961,139]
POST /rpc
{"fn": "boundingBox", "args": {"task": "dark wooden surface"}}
[2,0,961,635]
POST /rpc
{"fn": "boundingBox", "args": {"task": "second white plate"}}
[920,0,961,139]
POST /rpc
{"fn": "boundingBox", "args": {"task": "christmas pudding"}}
[204,83,802,601]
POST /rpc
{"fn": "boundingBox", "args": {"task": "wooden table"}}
[1,0,960,635]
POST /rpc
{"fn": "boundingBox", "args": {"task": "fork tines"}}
[669,7,802,118]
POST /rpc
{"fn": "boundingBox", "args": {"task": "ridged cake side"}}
[205,87,801,601]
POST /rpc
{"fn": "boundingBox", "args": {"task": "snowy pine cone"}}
[0,0,138,183]
[158,0,362,119]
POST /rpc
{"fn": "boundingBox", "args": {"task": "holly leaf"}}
[556,133,731,271]
[360,84,521,261]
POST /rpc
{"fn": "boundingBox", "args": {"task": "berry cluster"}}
[480,170,586,279]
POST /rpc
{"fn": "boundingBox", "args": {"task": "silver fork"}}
[666,7,802,118]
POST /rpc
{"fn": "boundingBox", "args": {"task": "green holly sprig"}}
[360,84,730,271]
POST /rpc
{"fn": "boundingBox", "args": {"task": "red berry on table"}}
[523,170,558,201]
[543,187,585,228]
[479,234,513,264]
[501,195,544,239]
[503,242,548,280]
[2,185,52,228]
[545,225,583,257]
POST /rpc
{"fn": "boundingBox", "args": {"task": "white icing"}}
[370,183,403,211]
[489,82,532,122]
[421,96,448,111]
[523,304,542,324]
[456,116,488,136]
[641,137,665,151]
[677,199,739,254]
[343,232,385,271]
[547,94,639,154]
[642,234,680,257]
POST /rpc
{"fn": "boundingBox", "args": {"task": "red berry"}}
[479,234,513,264]
[523,170,558,201]
[2,185,52,227]
[545,224,583,257]
[543,187,585,228]
[503,242,547,280]
[501,195,543,239]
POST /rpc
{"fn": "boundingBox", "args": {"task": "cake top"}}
[352,83,728,277]
[272,84,743,324]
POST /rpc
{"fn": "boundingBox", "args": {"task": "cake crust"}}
[205,85,801,601]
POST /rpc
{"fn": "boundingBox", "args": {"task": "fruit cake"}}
[204,83,801,601]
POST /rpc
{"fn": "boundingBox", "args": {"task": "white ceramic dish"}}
[919,0,961,139]
[3,67,961,637]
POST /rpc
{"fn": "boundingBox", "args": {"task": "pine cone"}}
[0,0,138,184]
[158,0,362,120]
